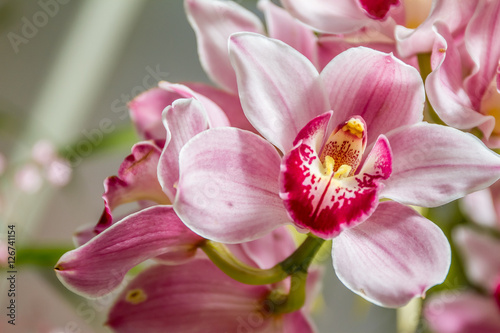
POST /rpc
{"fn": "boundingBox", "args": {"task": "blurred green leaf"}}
[60,124,138,161]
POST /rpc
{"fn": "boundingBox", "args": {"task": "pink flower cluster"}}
[55,0,500,332]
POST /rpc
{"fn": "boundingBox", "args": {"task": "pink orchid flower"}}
[280,0,479,58]
[56,94,230,297]
[188,0,409,81]
[173,32,500,307]
[424,227,500,333]
[74,81,233,245]
[106,227,320,333]
[425,1,500,147]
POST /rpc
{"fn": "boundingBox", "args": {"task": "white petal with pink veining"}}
[174,127,289,243]
[333,201,451,308]
[229,32,329,153]
[382,123,500,207]
[158,98,209,201]
[320,47,424,147]
[185,0,264,93]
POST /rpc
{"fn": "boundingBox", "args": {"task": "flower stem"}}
[200,240,289,285]
[200,234,325,287]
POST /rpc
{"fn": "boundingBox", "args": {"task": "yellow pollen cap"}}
[334,164,352,179]
[125,289,148,304]
[342,118,364,138]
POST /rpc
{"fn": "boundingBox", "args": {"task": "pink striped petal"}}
[158,81,230,127]
[320,47,424,147]
[426,23,494,134]
[453,226,500,292]
[174,127,289,243]
[107,260,274,333]
[185,0,264,94]
[128,87,182,140]
[228,32,329,153]
[463,0,500,109]
[258,0,316,65]
[333,201,451,308]
[381,122,500,207]
[96,141,169,233]
[424,292,500,333]
[281,0,369,34]
[395,0,479,58]
[55,206,202,298]
[158,98,209,201]
[280,112,392,238]
[183,81,256,133]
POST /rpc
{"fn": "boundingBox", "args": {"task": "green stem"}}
[200,235,326,287]
[417,52,445,125]
[200,240,289,285]
[279,234,325,274]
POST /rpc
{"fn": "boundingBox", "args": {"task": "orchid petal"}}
[321,47,424,147]
[395,0,479,58]
[463,0,500,109]
[96,141,169,232]
[280,0,369,34]
[174,127,289,243]
[158,98,209,201]
[426,22,495,135]
[128,88,182,141]
[282,311,316,333]
[453,226,500,291]
[424,292,500,333]
[332,201,451,308]
[73,223,97,247]
[280,113,391,238]
[185,0,264,94]
[183,82,256,133]
[107,260,273,333]
[158,81,230,127]
[55,206,202,298]
[239,226,297,269]
[315,35,397,71]
[381,122,500,207]
[229,32,329,153]
[460,189,498,228]
[258,0,316,65]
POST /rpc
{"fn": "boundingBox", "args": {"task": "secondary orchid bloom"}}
[173,32,500,307]
[424,226,500,333]
[76,82,233,244]
[425,1,500,147]
[107,258,316,333]
[280,0,404,34]
[280,0,480,59]
[56,96,229,296]
[106,227,319,333]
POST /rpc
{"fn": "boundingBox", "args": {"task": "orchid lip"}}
[280,112,392,239]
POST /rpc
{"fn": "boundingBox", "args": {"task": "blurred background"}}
[0,1,398,332]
